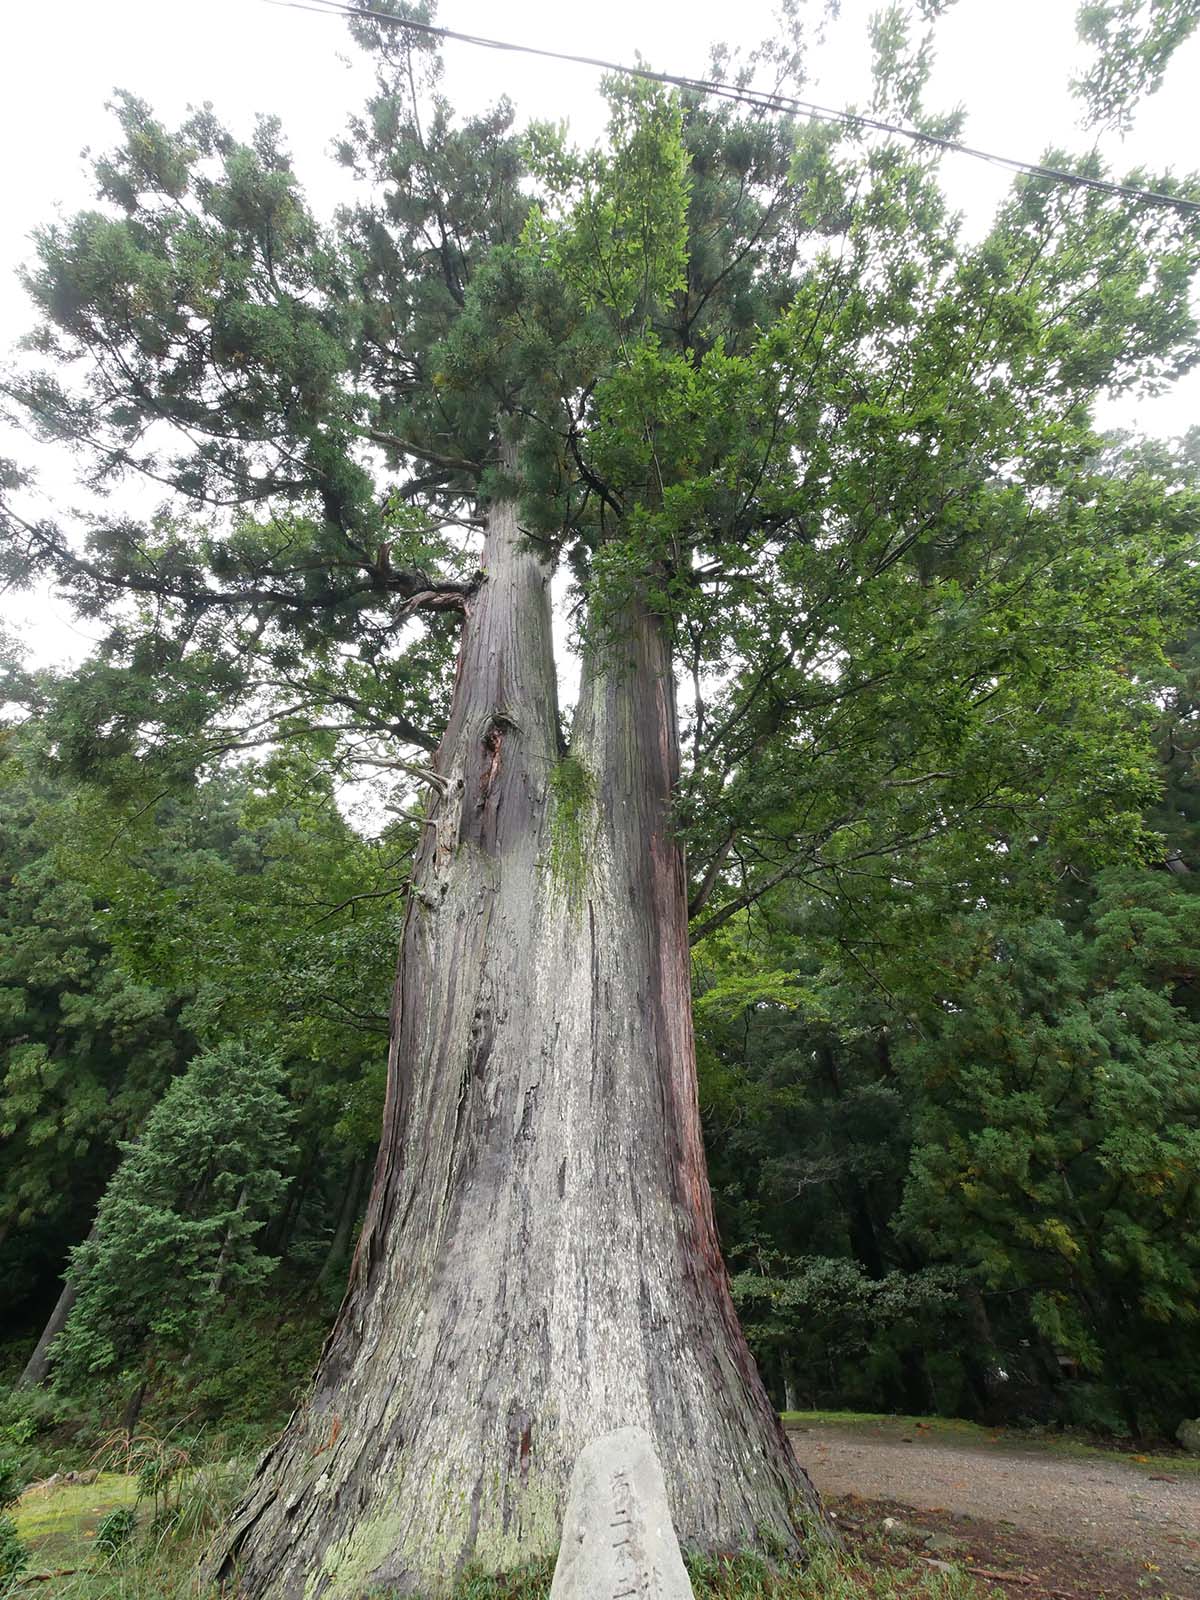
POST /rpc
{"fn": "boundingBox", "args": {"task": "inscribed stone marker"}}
[550,1427,695,1600]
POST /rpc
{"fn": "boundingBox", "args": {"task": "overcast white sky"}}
[2,0,1198,668]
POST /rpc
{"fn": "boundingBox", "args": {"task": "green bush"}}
[0,1384,114,1482]
[0,1457,23,1517]
[0,1515,27,1595]
[176,1303,325,1429]
[95,1505,137,1557]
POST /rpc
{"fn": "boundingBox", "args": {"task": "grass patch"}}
[452,1547,988,1600]
[782,1412,999,1441]
[35,1521,220,1600]
[13,1472,137,1567]
[688,1548,986,1598]
[12,1457,249,1598]
[781,1409,1200,1476]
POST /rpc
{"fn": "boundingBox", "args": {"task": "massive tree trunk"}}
[212,479,820,1598]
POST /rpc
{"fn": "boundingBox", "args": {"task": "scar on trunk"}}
[505,1405,533,1485]
[312,1414,342,1457]
[477,712,518,810]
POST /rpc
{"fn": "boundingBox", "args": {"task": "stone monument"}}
[550,1427,695,1600]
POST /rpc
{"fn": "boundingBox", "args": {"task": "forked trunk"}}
[212,481,820,1597]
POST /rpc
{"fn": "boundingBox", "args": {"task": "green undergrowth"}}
[12,1455,248,1599]
[0,1299,325,1487]
[781,1409,1200,1475]
[450,1549,986,1600]
[689,1549,985,1599]
[11,1488,989,1600]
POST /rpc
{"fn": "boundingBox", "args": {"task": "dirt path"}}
[789,1421,1200,1597]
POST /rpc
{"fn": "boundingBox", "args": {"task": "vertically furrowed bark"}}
[211,483,820,1599]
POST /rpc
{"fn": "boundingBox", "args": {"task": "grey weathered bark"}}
[210,475,820,1598]
[19,1277,78,1389]
[19,1220,99,1387]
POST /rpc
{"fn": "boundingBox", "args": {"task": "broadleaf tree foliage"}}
[1074,0,1200,130]
[0,681,403,1398]
[2,0,1200,1591]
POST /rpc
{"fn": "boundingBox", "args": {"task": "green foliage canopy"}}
[56,1042,296,1383]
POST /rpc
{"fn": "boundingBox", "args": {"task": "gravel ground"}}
[789,1422,1200,1592]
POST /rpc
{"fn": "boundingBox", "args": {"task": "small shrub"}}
[1059,1382,1133,1440]
[0,1397,34,1510]
[167,1457,252,1542]
[178,1303,326,1429]
[0,1381,108,1481]
[0,1456,24,1516]
[95,1504,137,1557]
[91,1421,197,1527]
[455,1556,557,1600]
[0,1515,28,1595]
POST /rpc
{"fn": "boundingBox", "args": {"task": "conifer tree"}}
[55,1043,296,1385]
[2,2,1199,1591]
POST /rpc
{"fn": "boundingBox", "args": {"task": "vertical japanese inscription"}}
[609,1468,651,1600]
[548,1428,695,1600]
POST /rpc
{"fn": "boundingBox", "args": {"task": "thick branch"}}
[688,855,818,945]
[360,427,484,477]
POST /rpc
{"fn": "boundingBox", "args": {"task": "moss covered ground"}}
[12,1471,138,1569]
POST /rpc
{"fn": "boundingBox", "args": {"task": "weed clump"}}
[686,1547,985,1598]
[547,756,595,905]
[0,1430,27,1597]
[94,1505,136,1557]
[0,1515,27,1595]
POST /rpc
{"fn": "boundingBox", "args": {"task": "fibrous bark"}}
[211,476,820,1597]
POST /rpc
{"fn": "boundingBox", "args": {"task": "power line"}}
[263,0,1200,217]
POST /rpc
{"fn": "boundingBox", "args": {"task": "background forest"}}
[1,0,1199,1555]
[3,577,1199,1454]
